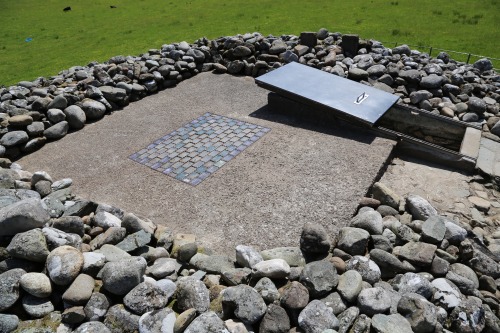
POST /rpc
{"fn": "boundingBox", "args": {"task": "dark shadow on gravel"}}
[249,104,377,145]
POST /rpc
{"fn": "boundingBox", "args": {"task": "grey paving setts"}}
[129,113,270,186]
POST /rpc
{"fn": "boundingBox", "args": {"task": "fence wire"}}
[377,40,499,71]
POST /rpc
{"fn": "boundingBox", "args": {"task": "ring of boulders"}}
[0,29,499,161]
[0,28,500,333]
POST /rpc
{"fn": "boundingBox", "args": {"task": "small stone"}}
[44,121,69,140]
[222,285,267,325]
[176,277,210,313]
[0,131,29,148]
[337,227,370,256]
[280,281,309,310]
[104,304,140,333]
[320,292,347,315]
[259,304,290,333]
[93,211,122,229]
[62,306,86,324]
[348,68,369,81]
[81,99,106,120]
[84,292,110,321]
[345,255,381,284]
[298,300,339,332]
[432,278,463,310]
[189,253,235,274]
[444,220,467,245]
[0,199,49,236]
[74,322,111,333]
[115,230,151,252]
[124,281,170,315]
[357,287,392,316]
[351,209,383,235]
[20,272,52,298]
[63,105,86,129]
[222,268,252,286]
[47,108,66,123]
[46,245,84,285]
[260,247,306,267]
[184,311,228,333]
[8,114,33,127]
[337,270,363,303]
[7,228,49,263]
[0,314,19,333]
[446,263,480,295]
[22,294,54,318]
[468,96,487,114]
[299,260,338,298]
[0,268,25,311]
[62,274,95,305]
[397,292,437,333]
[101,257,147,295]
[421,215,446,244]
[48,94,67,109]
[300,222,331,254]
[392,272,433,299]
[254,277,279,303]
[399,241,437,266]
[252,259,290,279]
[449,297,485,333]
[371,313,413,333]
[174,308,197,333]
[146,257,182,279]
[407,194,438,220]
[95,244,131,262]
[468,196,491,212]
[139,308,175,333]
[235,245,263,268]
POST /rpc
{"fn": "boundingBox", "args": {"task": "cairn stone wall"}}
[0,29,499,162]
[0,29,500,332]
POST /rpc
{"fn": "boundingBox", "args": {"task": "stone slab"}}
[477,137,500,177]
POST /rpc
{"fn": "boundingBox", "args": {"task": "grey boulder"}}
[0,268,26,311]
[222,284,267,325]
[46,245,84,285]
[123,281,170,315]
[299,260,338,298]
[175,277,210,313]
[101,257,147,295]
[406,194,437,220]
[298,300,339,332]
[184,311,229,333]
[44,121,69,140]
[7,228,49,262]
[63,105,86,129]
[138,308,176,333]
[0,198,50,236]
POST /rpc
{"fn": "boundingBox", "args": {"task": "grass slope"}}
[0,0,498,86]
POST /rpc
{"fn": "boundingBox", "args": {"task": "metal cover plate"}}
[129,113,270,186]
[256,62,400,126]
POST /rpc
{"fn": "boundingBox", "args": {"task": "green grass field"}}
[0,0,498,86]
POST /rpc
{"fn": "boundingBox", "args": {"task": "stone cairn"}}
[1,162,500,332]
[0,29,498,162]
[0,28,499,333]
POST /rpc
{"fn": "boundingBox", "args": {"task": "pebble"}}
[101,256,147,295]
[0,268,25,311]
[46,245,84,285]
[176,277,210,313]
[19,272,52,298]
[298,299,339,332]
[252,258,290,279]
